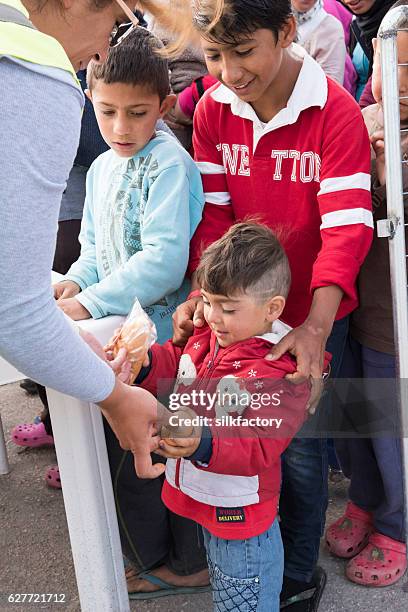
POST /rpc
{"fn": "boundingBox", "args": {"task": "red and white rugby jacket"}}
[189,51,373,328]
[140,320,313,539]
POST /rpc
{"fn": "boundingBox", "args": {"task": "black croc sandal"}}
[280,567,327,612]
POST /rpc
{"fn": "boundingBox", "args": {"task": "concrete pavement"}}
[1,382,407,612]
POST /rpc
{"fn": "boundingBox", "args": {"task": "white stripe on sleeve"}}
[196,161,226,174]
[204,191,231,205]
[320,208,374,230]
[318,172,371,195]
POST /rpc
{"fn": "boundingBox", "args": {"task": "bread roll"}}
[105,316,149,384]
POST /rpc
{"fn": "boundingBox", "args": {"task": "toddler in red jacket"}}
[136,222,322,611]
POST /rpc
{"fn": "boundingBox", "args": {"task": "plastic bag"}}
[105,299,157,384]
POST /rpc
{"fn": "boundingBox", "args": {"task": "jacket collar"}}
[255,319,292,345]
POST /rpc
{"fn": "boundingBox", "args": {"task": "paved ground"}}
[1,381,408,612]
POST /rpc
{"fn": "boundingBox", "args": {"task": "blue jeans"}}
[279,316,349,582]
[335,338,405,542]
[202,518,283,612]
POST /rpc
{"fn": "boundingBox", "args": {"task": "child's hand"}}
[155,436,201,459]
[57,297,91,320]
[155,407,201,458]
[168,98,193,126]
[370,130,386,185]
[54,280,80,300]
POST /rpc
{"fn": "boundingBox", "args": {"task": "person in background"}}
[151,19,208,149]
[56,29,203,335]
[342,0,394,100]
[169,73,218,156]
[326,0,408,587]
[292,0,346,85]
[323,0,357,95]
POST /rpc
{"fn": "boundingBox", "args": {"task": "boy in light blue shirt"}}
[54,27,204,343]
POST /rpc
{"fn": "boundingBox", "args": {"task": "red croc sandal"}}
[326,501,374,558]
[11,422,54,448]
[346,532,407,586]
[45,465,61,489]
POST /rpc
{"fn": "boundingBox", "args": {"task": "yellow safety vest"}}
[0,0,79,85]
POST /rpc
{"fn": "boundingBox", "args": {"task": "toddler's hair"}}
[196,222,291,300]
[192,0,292,45]
[87,27,169,101]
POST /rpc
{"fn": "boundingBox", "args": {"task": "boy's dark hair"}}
[196,222,291,300]
[193,0,292,45]
[87,27,170,101]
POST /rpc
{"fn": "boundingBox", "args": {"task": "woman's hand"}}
[99,383,168,479]
[79,328,131,383]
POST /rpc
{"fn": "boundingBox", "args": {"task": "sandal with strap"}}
[11,421,54,448]
[45,465,61,489]
[346,532,407,587]
[325,501,373,559]
[128,570,211,600]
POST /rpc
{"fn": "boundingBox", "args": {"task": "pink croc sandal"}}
[45,465,61,489]
[346,532,407,586]
[11,421,54,448]
[326,501,374,558]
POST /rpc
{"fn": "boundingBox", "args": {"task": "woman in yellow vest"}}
[0,0,187,477]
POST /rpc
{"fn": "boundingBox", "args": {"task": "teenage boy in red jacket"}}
[137,223,318,611]
[172,1,373,609]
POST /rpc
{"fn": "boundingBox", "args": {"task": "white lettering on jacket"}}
[216,144,321,182]
[216,144,250,176]
[272,150,321,183]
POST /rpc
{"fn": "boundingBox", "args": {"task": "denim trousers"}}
[202,518,283,612]
[279,316,350,582]
[335,337,405,542]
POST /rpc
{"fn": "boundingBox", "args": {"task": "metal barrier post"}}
[379,5,408,567]
[0,413,10,475]
[0,356,25,474]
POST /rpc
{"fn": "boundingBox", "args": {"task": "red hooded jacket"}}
[140,320,317,539]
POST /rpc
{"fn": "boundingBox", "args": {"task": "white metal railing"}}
[46,313,129,612]
[378,5,408,562]
[0,271,129,611]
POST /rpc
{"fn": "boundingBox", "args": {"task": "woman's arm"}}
[0,59,115,402]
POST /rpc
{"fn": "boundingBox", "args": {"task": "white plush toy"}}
[174,354,198,391]
[214,375,252,419]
